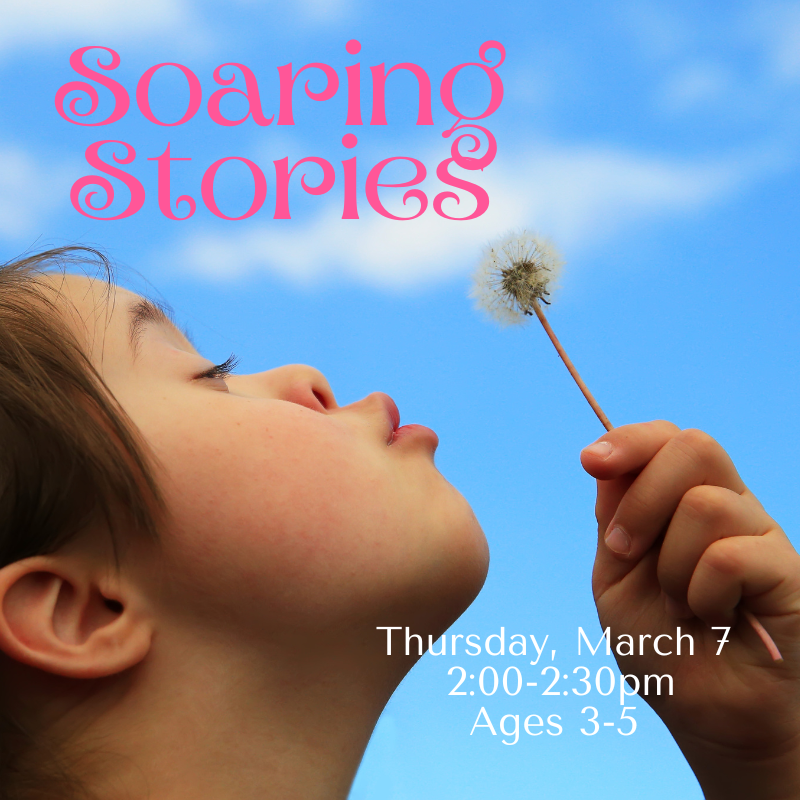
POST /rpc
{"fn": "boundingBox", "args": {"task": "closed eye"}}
[196,353,240,381]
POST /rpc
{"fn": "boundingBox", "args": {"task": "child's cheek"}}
[137,405,385,623]
[135,392,487,643]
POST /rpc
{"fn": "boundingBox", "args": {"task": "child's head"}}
[0,247,489,797]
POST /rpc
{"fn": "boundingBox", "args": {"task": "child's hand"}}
[581,422,800,800]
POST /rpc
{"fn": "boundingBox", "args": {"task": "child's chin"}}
[409,507,489,637]
[441,521,490,626]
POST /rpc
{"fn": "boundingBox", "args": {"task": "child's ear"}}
[0,554,153,679]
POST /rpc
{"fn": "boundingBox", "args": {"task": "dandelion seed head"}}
[470,230,564,326]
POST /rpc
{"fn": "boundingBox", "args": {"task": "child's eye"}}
[196,353,239,383]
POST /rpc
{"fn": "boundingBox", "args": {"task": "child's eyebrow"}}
[128,297,197,360]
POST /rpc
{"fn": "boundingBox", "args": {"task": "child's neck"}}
[35,624,401,800]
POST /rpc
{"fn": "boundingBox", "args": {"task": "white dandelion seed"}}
[469,229,784,664]
[470,230,563,326]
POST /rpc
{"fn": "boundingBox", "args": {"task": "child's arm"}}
[581,421,800,800]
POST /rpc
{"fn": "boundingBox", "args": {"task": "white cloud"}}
[511,146,749,245]
[299,0,349,20]
[660,62,732,111]
[165,143,768,290]
[617,2,695,60]
[230,0,354,23]
[749,1,800,82]
[0,145,74,241]
[0,0,200,53]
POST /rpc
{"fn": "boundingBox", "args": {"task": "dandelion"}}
[472,230,612,432]
[471,228,783,663]
[470,230,563,325]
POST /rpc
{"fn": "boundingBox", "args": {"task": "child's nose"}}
[234,364,337,412]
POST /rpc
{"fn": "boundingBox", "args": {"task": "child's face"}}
[53,275,488,647]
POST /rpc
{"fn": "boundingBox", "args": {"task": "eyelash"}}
[198,353,240,381]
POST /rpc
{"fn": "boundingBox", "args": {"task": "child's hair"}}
[0,246,164,798]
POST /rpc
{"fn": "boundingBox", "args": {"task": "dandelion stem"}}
[531,301,783,662]
[531,301,613,432]
[742,610,783,663]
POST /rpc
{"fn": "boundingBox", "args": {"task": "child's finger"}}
[657,485,776,607]
[582,420,681,536]
[687,533,800,631]
[580,420,681,482]
[593,475,636,548]
[603,429,747,563]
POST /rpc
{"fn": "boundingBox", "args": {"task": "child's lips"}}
[391,423,439,450]
[374,392,438,450]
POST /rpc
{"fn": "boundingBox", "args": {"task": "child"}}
[0,246,798,799]
[0,246,489,800]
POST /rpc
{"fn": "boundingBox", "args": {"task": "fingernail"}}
[604,525,630,555]
[582,441,614,460]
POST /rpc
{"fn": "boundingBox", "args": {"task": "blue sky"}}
[3,1,800,797]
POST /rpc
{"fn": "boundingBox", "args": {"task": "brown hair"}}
[0,246,165,798]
